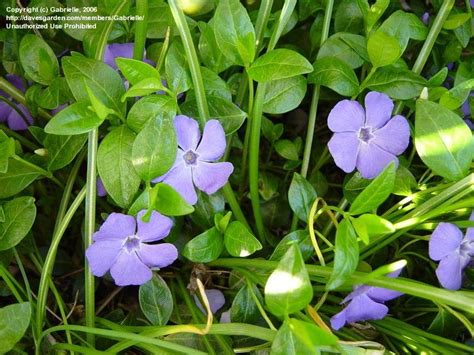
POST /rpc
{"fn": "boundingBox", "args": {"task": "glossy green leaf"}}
[182,227,224,263]
[85,81,116,120]
[365,67,427,100]
[0,197,36,251]
[349,162,396,215]
[149,183,195,216]
[122,77,167,101]
[439,79,474,110]
[367,30,401,68]
[248,49,313,82]
[44,134,87,171]
[116,58,161,85]
[0,303,31,353]
[198,21,233,73]
[378,11,428,52]
[352,214,395,244]
[318,33,368,69]
[97,126,140,208]
[139,274,173,326]
[165,41,191,94]
[288,173,317,221]
[443,13,471,30]
[127,95,177,133]
[265,244,313,317]
[230,283,263,323]
[132,113,177,181]
[19,35,59,85]
[326,218,359,290]
[366,0,389,32]
[263,76,307,114]
[44,102,104,135]
[270,230,314,262]
[0,137,15,173]
[213,0,256,66]
[224,221,262,257]
[309,57,359,97]
[415,99,474,181]
[0,159,42,199]
[214,211,232,233]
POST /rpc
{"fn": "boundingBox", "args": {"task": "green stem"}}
[393,0,454,115]
[0,123,39,151]
[222,183,252,232]
[254,0,274,52]
[133,0,148,61]
[0,263,24,303]
[12,155,63,188]
[168,0,208,126]
[209,258,474,313]
[35,186,86,352]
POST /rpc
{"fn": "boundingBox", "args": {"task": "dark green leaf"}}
[139,275,173,325]
[318,33,368,69]
[275,140,299,161]
[182,227,224,263]
[127,95,177,133]
[44,102,103,135]
[288,173,317,221]
[198,21,233,73]
[0,197,36,251]
[19,35,59,85]
[0,303,31,353]
[230,284,262,323]
[224,221,262,257]
[44,134,87,171]
[309,57,359,96]
[270,230,313,262]
[165,41,191,94]
[263,76,307,114]
[365,67,427,100]
[0,159,42,199]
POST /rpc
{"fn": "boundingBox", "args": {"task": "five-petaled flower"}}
[429,212,474,290]
[327,92,410,179]
[85,211,178,286]
[0,74,33,131]
[330,268,403,330]
[153,115,234,205]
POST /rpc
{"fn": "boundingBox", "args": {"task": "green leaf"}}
[263,76,307,114]
[139,275,173,326]
[147,1,175,38]
[288,173,317,221]
[352,214,395,244]
[198,21,233,73]
[230,284,262,323]
[265,244,313,317]
[97,126,140,208]
[213,0,256,66]
[182,227,224,263]
[85,81,116,120]
[349,162,396,215]
[0,197,36,251]
[317,33,368,69]
[367,30,401,68]
[44,134,87,171]
[365,67,427,100]
[0,159,42,199]
[19,35,59,85]
[415,99,474,181]
[122,78,167,101]
[0,137,16,173]
[214,211,232,233]
[62,55,126,116]
[378,11,428,52]
[165,41,191,94]
[334,0,365,34]
[439,79,474,110]
[443,13,471,30]
[127,95,177,133]
[326,219,359,290]
[309,57,359,97]
[224,221,262,257]
[0,303,31,353]
[149,183,195,216]
[116,58,161,85]
[131,113,177,181]
[366,0,389,33]
[181,95,246,135]
[271,319,338,355]
[275,139,299,161]
[393,165,417,196]
[44,102,104,135]
[200,66,232,101]
[270,230,314,262]
[248,49,313,82]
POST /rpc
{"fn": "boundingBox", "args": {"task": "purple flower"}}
[85,211,177,286]
[330,268,403,330]
[429,213,474,290]
[104,43,154,69]
[97,177,107,197]
[327,92,410,179]
[194,289,225,314]
[0,75,33,131]
[153,116,234,205]
[421,12,430,25]
[462,93,473,118]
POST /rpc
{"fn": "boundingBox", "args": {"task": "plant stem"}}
[222,183,252,231]
[0,123,39,150]
[133,0,148,61]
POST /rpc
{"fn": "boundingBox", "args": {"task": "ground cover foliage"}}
[0,0,474,353]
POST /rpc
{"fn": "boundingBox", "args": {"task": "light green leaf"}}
[0,159,42,199]
[116,58,161,85]
[149,183,195,216]
[19,35,59,85]
[127,95,177,133]
[367,30,401,68]
[182,227,224,263]
[309,57,359,96]
[44,102,104,135]
[0,303,31,353]
[45,134,87,171]
[0,197,36,251]
[365,67,427,100]
[122,78,167,101]
[288,173,317,221]
[263,76,307,114]
[224,221,262,257]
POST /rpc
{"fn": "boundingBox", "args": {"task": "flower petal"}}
[6,74,26,92]
[429,223,463,261]
[343,294,389,324]
[7,105,33,131]
[159,162,197,205]
[367,287,403,303]
[193,161,233,195]
[364,92,394,129]
[328,132,360,173]
[196,120,227,161]
[0,102,12,120]
[356,142,398,179]
[104,43,134,69]
[97,177,107,197]
[85,240,122,277]
[93,213,136,242]
[110,251,152,286]
[330,309,348,330]
[465,211,474,242]
[174,115,201,151]
[136,210,173,242]
[328,99,365,132]
[194,289,225,314]
[436,252,463,290]
[372,115,410,155]
[137,243,178,268]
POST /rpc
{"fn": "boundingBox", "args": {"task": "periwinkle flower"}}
[85,211,178,286]
[153,115,234,205]
[330,268,403,330]
[421,12,430,25]
[96,177,107,197]
[328,92,410,179]
[194,289,225,314]
[0,75,33,131]
[104,43,154,69]
[429,213,474,290]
